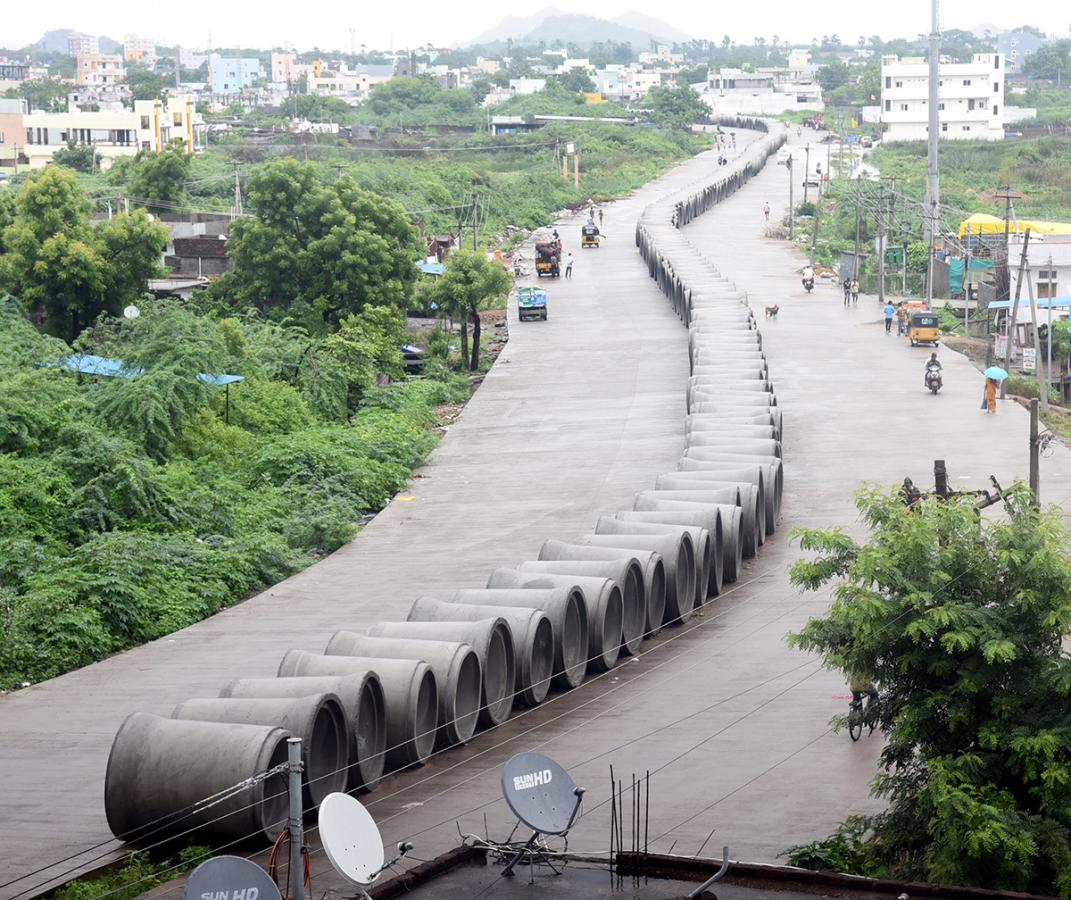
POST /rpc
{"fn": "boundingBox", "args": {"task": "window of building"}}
[884,99,891,111]
[963,125,971,131]
[900,103,908,111]
[939,102,945,110]
[885,75,891,88]
[994,54,1001,69]
[895,80,903,88]
[993,105,999,116]
[173,113,182,126]
[994,82,999,92]
[941,122,948,132]
[1038,271,1058,298]
[140,115,150,129]
[968,99,976,110]
[963,78,972,85]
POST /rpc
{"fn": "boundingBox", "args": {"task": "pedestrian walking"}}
[565,252,573,278]
[598,208,604,228]
[983,377,998,414]
[897,303,910,336]
[883,302,895,334]
[843,278,852,306]
[763,201,770,222]
[850,278,859,304]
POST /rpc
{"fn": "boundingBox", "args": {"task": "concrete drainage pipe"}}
[171,694,348,809]
[596,517,711,611]
[675,462,779,531]
[575,532,696,626]
[633,495,743,586]
[685,433,782,458]
[611,510,724,599]
[105,713,290,843]
[219,674,386,793]
[325,633,481,748]
[357,620,514,729]
[682,449,784,506]
[512,561,641,657]
[657,472,771,543]
[407,597,554,708]
[445,586,587,692]
[650,481,763,557]
[277,651,436,770]
[536,542,664,645]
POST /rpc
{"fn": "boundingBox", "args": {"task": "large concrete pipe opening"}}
[596,517,711,610]
[408,597,554,708]
[577,533,696,627]
[647,484,760,559]
[357,619,514,729]
[681,452,784,516]
[326,632,481,747]
[656,474,767,547]
[105,713,290,843]
[501,561,634,668]
[535,544,660,657]
[219,674,386,793]
[613,509,724,600]
[634,495,743,585]
[675,462,778,533]
[473,579,589,690]
[277,651,437,771]
[171,694,348,809]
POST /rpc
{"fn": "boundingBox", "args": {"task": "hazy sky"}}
[4,0,1069,53]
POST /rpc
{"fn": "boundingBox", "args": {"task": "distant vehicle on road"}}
[517,286,548,321]
[535,242,561,278]
[860,136,874,148]
[777,147,793,165]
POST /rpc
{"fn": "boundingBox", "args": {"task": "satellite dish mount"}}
[495,752,585,882]
[318,793,414,899]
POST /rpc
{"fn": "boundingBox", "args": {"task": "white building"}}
[308,65,393,103]
[508,77,546,95]
[695,69,823,116]
[23,96,204,170]
[595,66,661,101]
[75,54,125,88]
[67,33,99,56]
[639,45,684,66]
[880,53,1005,142]
[1009,234,1071,301]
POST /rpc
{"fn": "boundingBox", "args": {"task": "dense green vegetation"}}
[787,487,1071,896]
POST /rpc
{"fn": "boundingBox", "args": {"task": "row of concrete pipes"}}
[102,123,789,853]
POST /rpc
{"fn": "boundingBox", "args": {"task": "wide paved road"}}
[7,128,1071,900]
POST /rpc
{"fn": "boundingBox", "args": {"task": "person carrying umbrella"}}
[982,367,1008,414]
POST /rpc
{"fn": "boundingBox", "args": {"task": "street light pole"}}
[924,0,941,304]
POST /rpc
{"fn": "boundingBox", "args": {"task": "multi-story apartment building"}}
[880,53,1005,141]
[22,96,204,169]
[67,33,99,56]
[308,64,392,102]
[123,36,157,68]
[270,51,296,85]
[208,55,263,95]
[75,54,126,88]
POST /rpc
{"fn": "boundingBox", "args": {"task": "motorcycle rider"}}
[802,265,815,292]
[924,352,943,388]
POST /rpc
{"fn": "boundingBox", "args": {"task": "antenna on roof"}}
[319,793,413,899]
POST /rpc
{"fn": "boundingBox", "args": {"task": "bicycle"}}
[847,692,877,742]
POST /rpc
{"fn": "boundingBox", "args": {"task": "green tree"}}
[124,66,169,103]
[126,145,192,212]
[645,84,708,130]
[788,486,1071,896]
[52,140,99,173]
[816,62,851,93]
[1025,41,1071,80]
[96,211,168,308]
[3,78,68,112]
[556,67,596,93]
[220,159,420,327]
[429,249,511,371]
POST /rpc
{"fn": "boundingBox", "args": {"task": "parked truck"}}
[535,242,561,278]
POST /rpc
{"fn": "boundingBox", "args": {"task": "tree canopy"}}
[429,249,511,370]
[787,486,1071,896]
[645,84,708,130]
[125,145,192,212]
[52,140,99,173]
[555,67,596,94]
[216,159,421,330]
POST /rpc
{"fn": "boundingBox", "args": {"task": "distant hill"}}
[465,8,690,48]
[31,29,121,55]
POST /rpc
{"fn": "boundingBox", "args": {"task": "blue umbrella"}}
[984,366,1009,380]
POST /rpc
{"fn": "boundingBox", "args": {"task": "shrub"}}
[227,377,314,435]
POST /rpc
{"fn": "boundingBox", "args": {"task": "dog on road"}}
[765,304,780,319]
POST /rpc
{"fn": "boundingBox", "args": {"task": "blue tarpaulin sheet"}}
[47,353,244,385]
[418,262,446,276]
[948,258,995,295]
[987,297,1071,310]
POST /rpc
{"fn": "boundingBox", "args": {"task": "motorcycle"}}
[925,367,943,394]
[802,277,814,293]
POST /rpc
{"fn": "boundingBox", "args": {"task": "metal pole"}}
[1029,398,1040,508]
[964,225,971,337]
[1003,228,1032,398]
[787,156,794,240]
[471,192,478,250]
[1025,268,1046,412]
[803,144,810,205]
[924,0,941,252]
[1047,256,1053,404]
[287,737,305,900]
[809,188,820,266]
[877,186,886,302]
[926,200,937,304]
[853,176,861,279]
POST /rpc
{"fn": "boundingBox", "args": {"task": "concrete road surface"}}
[4,127,1071,900]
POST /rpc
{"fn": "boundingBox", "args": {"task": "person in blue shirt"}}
[883,302,895,334]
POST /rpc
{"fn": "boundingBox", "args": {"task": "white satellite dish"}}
[123,305,141,320]
[320,792,412,891]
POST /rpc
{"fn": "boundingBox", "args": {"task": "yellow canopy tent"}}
[959,213,1071,237]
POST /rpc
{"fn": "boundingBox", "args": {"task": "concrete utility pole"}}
[876,184,886,302]
[803,144,811,205]
[810,191,821,266]
[924,0,941,304]
[471,192,478,250]
[963,224,972,337]
[787,156,795,240]
[995,185,1021,301]
[287,738,305,900]
[853,176,862,279]
[1002,228,1032,398]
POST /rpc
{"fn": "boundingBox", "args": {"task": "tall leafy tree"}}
[52,140,98,173]
[221,160,420,328]
[126,145,192,213]
[429,249,511,371]
[645,84,708,130]
[788,487,1071,895]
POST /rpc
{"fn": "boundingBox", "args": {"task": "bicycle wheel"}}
[865,696,877,735]
[848,703,863,742]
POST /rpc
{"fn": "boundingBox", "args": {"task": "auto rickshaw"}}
[908,311,940,346]
[580,221,600,249]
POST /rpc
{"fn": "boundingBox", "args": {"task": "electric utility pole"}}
[995,185,1022,302]
[803,144,811,205]
[853,176,862,279]
[924,0,941,304]
[787,155,795,240]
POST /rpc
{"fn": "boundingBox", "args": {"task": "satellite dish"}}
[183,855,282,900]
[319,792,386,887]
[501,752,583,836]
[123,305,140,319]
